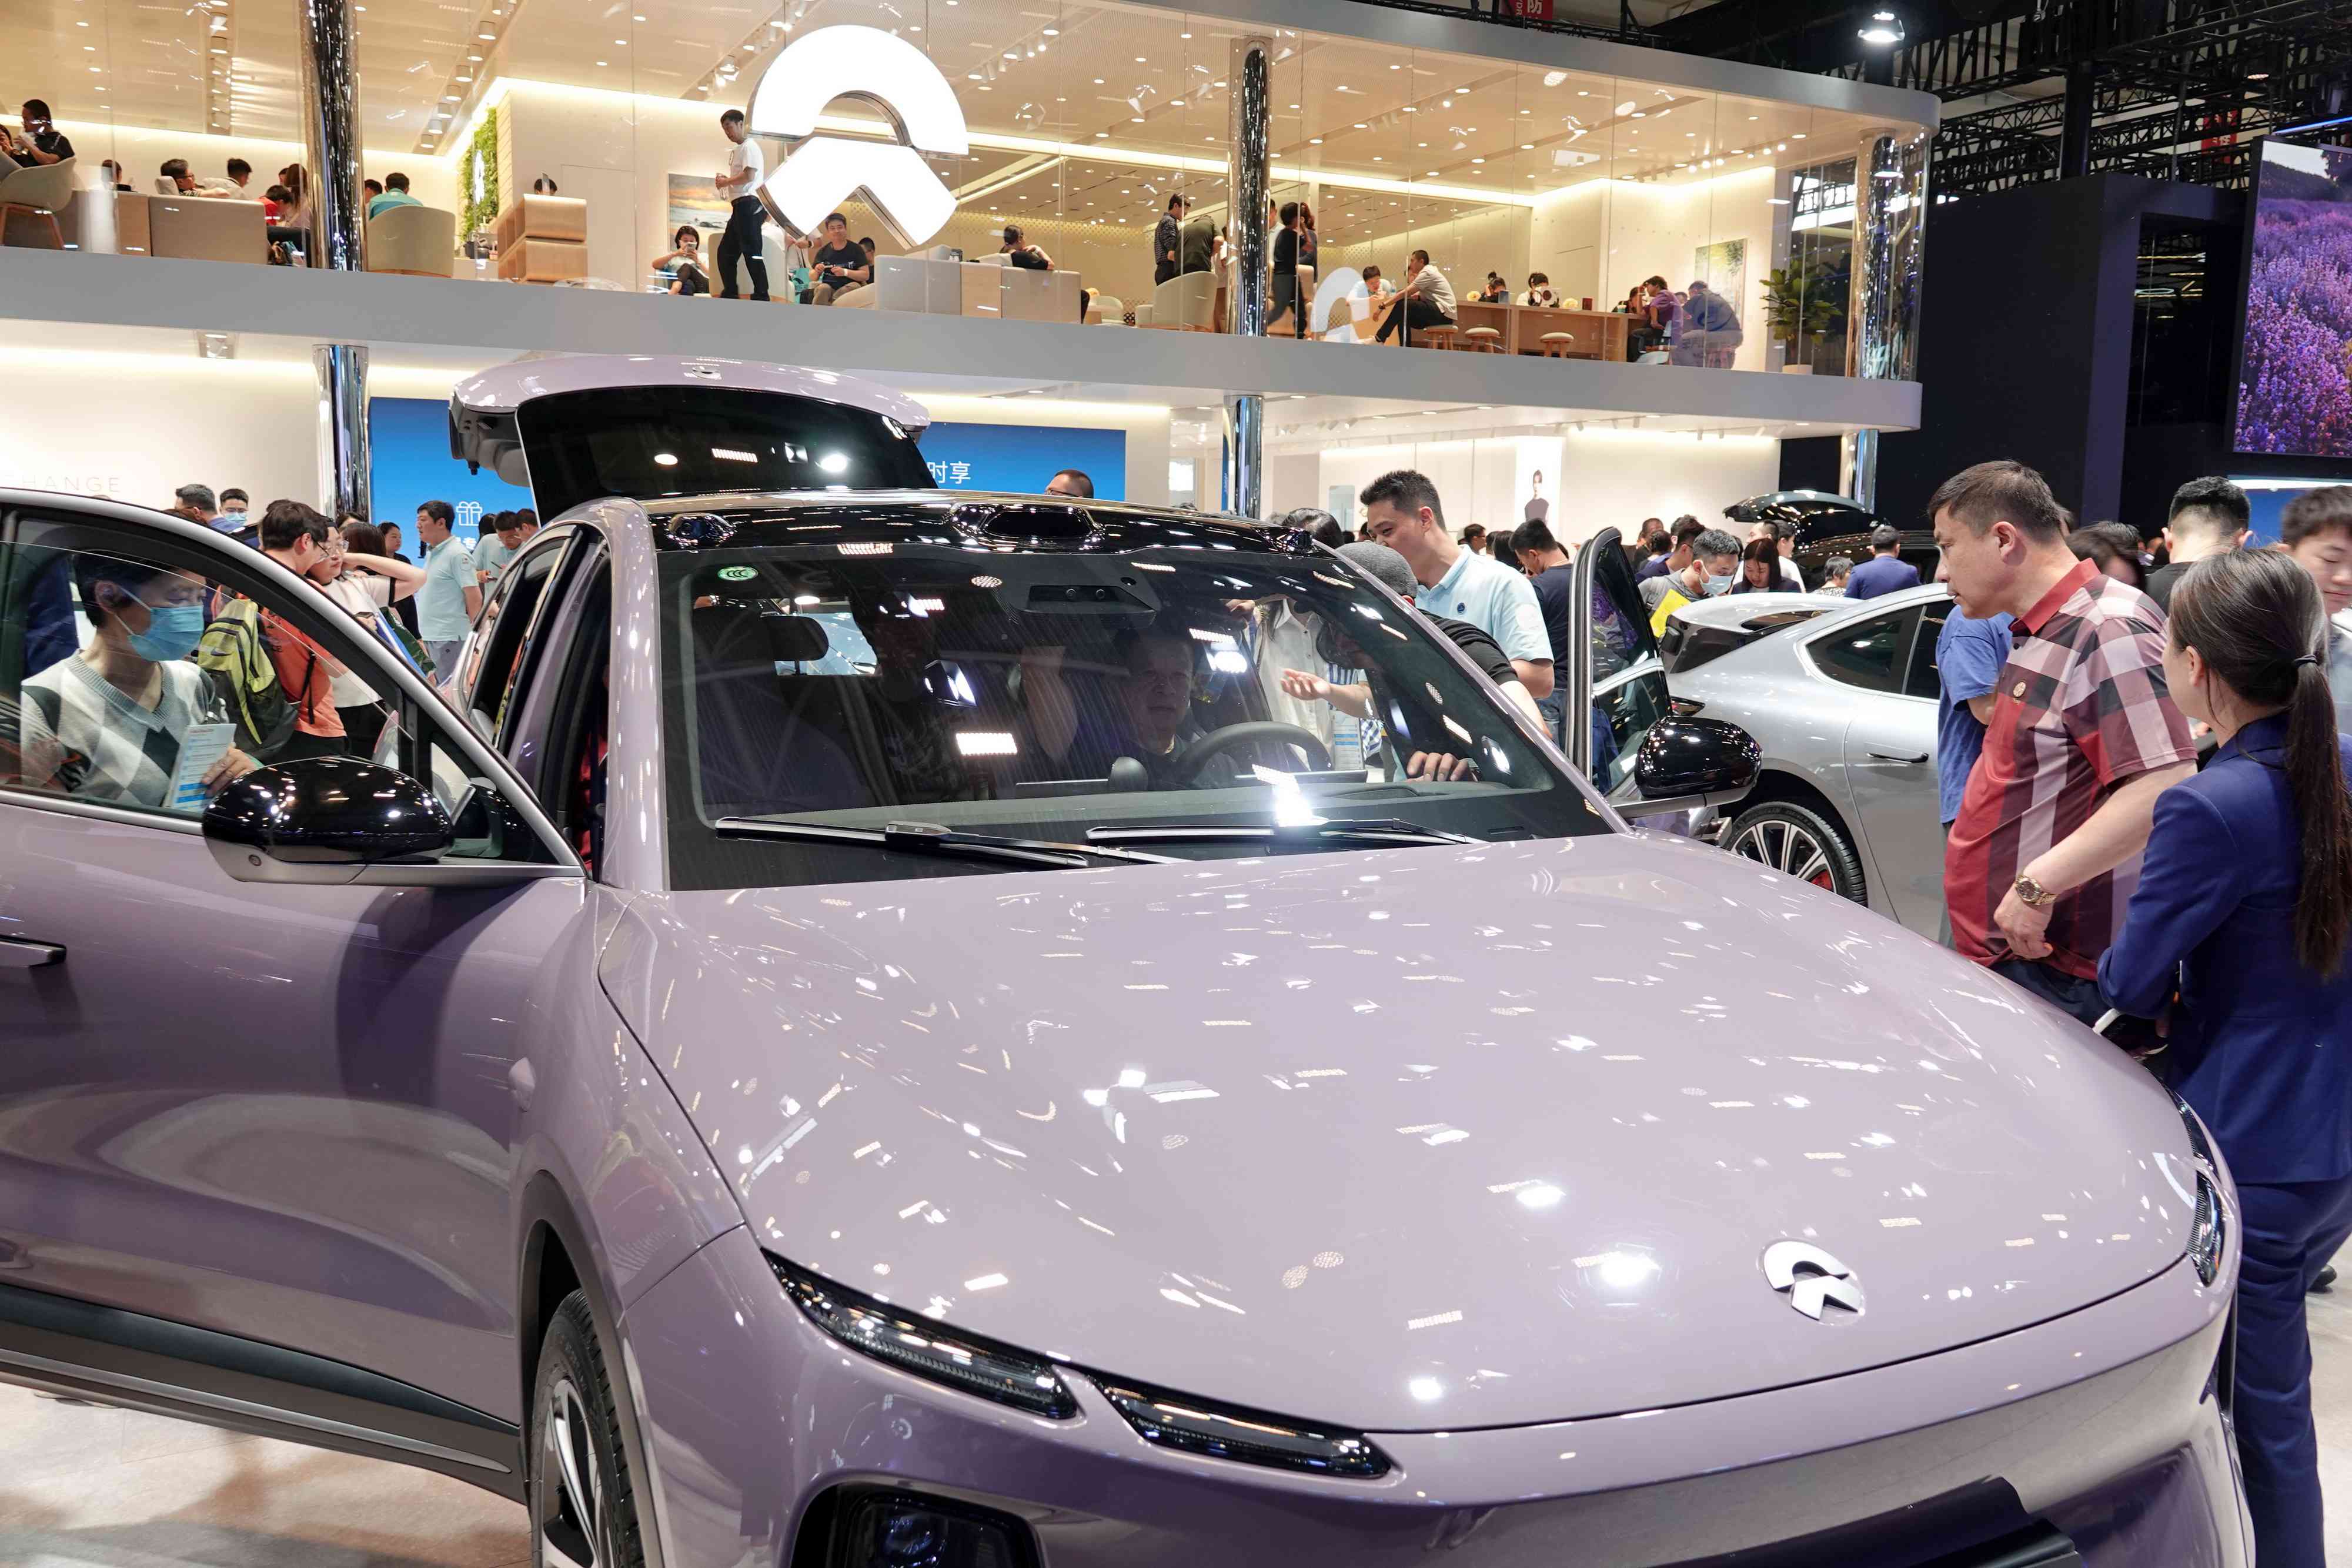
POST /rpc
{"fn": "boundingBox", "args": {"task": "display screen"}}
[2233,139,2352,459]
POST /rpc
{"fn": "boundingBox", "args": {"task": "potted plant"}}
[1760,259,1840,373]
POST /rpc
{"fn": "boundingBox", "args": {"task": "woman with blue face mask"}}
[18,554,257,813]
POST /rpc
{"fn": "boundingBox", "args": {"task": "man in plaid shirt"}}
[1935,460,2197,1024]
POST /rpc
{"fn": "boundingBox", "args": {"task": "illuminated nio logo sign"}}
[747,25,968,248]
[1760,1240,1865,1320]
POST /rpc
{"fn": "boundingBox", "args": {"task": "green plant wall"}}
[460,108,500,238]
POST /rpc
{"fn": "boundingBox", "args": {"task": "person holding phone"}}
[654,225,709,296]
[804,211,870,305]
[2098,548,2352,1568]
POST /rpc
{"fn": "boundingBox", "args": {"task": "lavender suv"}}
[0,357,2243,1568]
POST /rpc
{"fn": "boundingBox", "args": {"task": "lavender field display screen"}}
[2234,139,2352,459]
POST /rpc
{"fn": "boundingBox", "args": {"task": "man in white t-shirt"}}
[714,108,769,302]
[1359,468,1552,700]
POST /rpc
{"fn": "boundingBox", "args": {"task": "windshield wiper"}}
[716,818,1178,870]
[1085,818,1480,848]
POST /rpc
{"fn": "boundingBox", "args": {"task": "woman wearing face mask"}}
[19,556,257,811]
[2098,548,2352,1568]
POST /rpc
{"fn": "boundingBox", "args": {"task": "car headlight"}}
[1093,1378,1392,1478]
[2170,1091,2227,1287]
[770,1256,1078,1418]
[771,1257,1393,1479]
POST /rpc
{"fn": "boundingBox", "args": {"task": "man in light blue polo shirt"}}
[1359,469,1553,700]
[414,499,481,676]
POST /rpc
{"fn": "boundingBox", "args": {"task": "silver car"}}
[1595,582,1951,937]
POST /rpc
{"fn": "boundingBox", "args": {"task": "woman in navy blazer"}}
[2100,548,2352,1568]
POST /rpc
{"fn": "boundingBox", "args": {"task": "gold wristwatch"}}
[2012,873,2056,908]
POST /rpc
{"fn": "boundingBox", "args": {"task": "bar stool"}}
[1459,326,1505,354]
[1417,324,1459,351]
[1539,332,1578,358]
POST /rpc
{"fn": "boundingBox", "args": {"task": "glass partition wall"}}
[4,0,1922,376]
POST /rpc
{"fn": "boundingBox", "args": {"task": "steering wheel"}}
[1168,721,1333,783]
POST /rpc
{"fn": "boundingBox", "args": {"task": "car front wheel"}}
[533,1291,647,1568]
[1723,800,1867,905]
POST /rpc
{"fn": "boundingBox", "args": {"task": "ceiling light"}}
[1042,25,1058,34]
[1615,100,1635,115]
[1857,8,1905,45]
[1542,70,1566,87]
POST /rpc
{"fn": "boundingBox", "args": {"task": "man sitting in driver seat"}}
[1023,620,1207,789]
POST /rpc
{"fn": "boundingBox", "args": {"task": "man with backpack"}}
[197,501,352,761]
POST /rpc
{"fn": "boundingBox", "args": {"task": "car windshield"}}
[657,520,1608,889]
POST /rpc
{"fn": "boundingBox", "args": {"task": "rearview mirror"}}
[203,757,454,885]
[1619,716,1762,820]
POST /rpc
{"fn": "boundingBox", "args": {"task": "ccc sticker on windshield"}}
[719,566,757,582]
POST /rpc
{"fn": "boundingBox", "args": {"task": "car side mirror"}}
[202,757,455,885]
[1619,716,1762,820]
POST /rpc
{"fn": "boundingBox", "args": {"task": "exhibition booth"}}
[6,0,1929,377]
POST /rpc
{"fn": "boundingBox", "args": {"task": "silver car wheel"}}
[542,1375,604,1568]
[1731,818,1835,891]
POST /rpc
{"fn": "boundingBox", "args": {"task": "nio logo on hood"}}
[747,25,970,247]
[1760,1240,1865,1320]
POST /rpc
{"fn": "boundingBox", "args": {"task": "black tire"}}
[1723,800,1867,905]
[532,1292,647,1568]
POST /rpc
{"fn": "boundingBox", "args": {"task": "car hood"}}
[604,834,2194,1433]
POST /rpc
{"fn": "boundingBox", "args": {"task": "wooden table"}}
[1364,297,1632,360]
[1508,305,1629,360]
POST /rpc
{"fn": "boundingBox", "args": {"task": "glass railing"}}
[5,0,1925,377]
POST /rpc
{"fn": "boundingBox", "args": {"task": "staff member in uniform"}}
[713,108,769,302]
[2098,549,2352,1568]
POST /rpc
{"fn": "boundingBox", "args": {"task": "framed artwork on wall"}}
[1693,238,1746,315]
